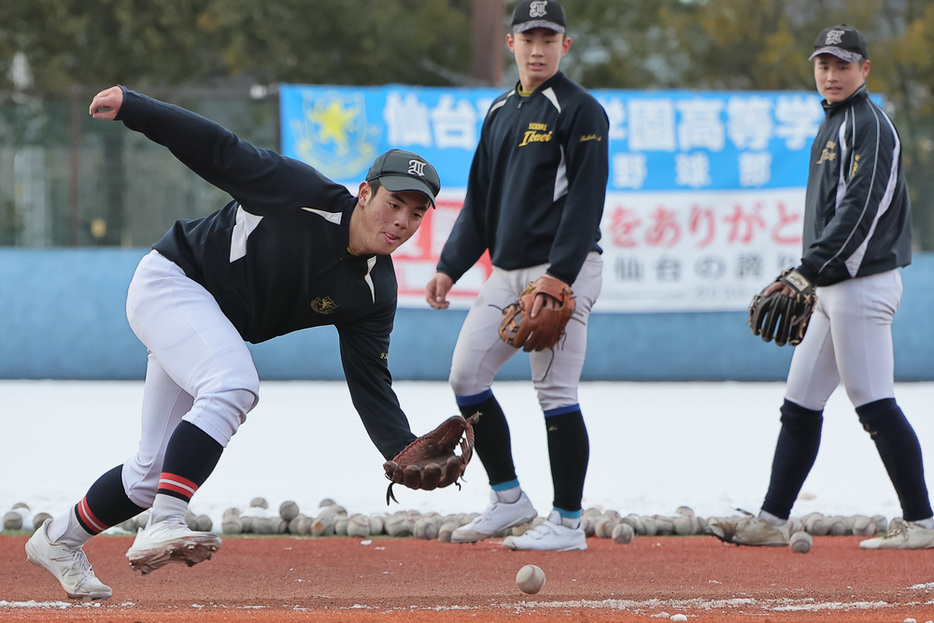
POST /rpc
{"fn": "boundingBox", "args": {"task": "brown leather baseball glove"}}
[499,275,576,352]
[383,414,477,504]
[748,269,817,347]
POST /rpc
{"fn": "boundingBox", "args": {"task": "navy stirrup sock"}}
[761,400,823,520]
[157,421,224,503]
[858,398,932,521]
[78,464,147,534]
[544,407,588,513]
[456,392,517,486]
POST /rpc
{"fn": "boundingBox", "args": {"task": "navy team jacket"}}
[799,85,912,286]
[437,71,609,286]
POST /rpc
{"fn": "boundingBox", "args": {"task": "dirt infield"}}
[2,533,933,622]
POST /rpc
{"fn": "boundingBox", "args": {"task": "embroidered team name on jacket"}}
[817,140,837,165]
[311,296,338,314]
[519,122,553,147]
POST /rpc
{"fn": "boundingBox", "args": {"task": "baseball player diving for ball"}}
[24,85,473,600]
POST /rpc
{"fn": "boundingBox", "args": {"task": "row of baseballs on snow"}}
[207,500,895,542]
[1,499,892,541]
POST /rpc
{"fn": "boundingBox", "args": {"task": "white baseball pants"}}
[785,269,902,410]
[449,252,603,411]
[120,250,259,507]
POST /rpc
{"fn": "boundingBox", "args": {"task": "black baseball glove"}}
[748,269,817,347]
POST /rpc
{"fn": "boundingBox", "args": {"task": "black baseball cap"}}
[366,149,441,207]
[511,0,566,34]
[809,24,869,63]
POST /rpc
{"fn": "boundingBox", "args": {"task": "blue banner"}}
[280,84,829,192]
[278,84,861,312]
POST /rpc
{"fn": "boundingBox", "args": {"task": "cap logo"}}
[824,30,845,46]
[529,1,548,18]
[407,159,427,178]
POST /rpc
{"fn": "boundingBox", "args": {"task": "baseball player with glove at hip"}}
[708,24,934,549]
[425,0,608,551]
[24,85,469,600]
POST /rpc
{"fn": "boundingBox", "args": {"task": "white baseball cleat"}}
[706,510,798,546]
[451,491,537,543]
[25,518,112,600]
[126,518,221,575]
[730,517,791,546]
[502,510,587,551]
[859,520,934,550]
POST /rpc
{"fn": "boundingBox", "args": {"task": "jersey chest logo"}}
[311,296,338,314]
[519,122,553,147]
[817,140,837,165]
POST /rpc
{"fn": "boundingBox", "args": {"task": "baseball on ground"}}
[32,512,52,531]
[516,564,546,594]
[2,511,22,531]
[279,500,300,521]
[789,530,812,553]
[612,522,635,544]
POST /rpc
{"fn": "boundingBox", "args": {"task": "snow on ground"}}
[4,379,934,529]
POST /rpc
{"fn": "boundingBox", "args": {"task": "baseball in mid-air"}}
[516,564,546,594]
[789,530,812,553]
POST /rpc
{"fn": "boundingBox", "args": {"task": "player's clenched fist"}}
[89,86,124,120]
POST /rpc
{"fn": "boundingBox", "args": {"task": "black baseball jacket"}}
[116,88,416,459]
[797,85,912,287]
[437,71,609,286]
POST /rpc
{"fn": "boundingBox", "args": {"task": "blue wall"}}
[2,248,933,381]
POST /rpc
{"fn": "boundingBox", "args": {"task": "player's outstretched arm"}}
[89,86,124,120]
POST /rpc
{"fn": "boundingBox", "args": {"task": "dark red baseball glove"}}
[383,414,477,504]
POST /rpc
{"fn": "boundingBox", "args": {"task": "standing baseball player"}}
[708,25,934,548]
[25,85,443,600]
[425,0,609,551]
